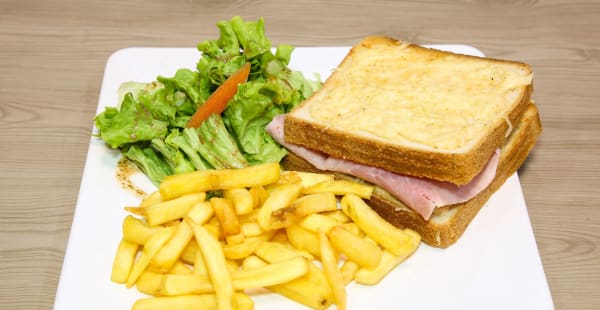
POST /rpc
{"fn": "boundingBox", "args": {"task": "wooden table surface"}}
[1,1,598,309]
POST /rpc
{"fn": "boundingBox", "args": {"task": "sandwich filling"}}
[267,115,499,220]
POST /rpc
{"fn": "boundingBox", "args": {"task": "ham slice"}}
[266,115,499,220]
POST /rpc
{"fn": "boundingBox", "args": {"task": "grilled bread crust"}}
[284,36,533,185]
[282,103,541,248]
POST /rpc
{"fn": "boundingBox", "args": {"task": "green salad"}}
[94,16,320,185]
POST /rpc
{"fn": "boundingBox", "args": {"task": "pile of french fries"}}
[111,162,421,310]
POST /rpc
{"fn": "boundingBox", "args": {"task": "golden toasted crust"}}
[284,36,533,185]
[282,103,541,248]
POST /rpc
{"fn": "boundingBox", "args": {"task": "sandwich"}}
[266,36,541,248]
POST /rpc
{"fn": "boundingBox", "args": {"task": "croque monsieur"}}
[266,36,541,248]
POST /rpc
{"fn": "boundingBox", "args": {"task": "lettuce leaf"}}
[196,114,248,169]
[222,81,287,164]
[94,93,169,148]
[157,68,209,106]
[230,16,271,59]
[124,145,172,186]
[151,138,195,174]
[94,16,321,185]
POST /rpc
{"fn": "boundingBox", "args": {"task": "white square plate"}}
[55,46,553,309]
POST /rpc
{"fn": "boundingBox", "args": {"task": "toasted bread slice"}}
[282,102,541,248]
[284,36,533,185]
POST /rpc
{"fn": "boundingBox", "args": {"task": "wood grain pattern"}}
[1,0,599,309]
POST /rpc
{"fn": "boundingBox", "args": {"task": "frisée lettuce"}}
[94,16,320,186]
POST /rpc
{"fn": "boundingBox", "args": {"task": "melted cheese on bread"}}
[306,41,533,151]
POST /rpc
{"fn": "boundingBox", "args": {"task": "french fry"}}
[286,224,321,258]
[264,239,315,260]
[140,191,163,207]
[248,185,269,208]
[318,229,347,310]
[233,256,308,289]
[152,220,194,270]
[225,233,245,246]
[111,239,139,284]
[257,183,302,230]
[354,247,417,285]
[264,171,302,192]
[342,222,363,237]
[122,215,161,245]
[126,226,176,288]
[169,260,193,275]
[255,241,305,262]
[194,249,208,276]
[249,258,333,309]
[162,220,181,227]
[354,230,419,285]
[328,226,382,268]
[211,197,241,237]
[269,207,303,229]
[240,222,264,237]
[255,242,334,310]
[341,260,359,285]
[136,271,164,296]
[298,213,342,234]
[304,179,373,199]
[226,259,239,274]
[292,248,315,261]
[161,256,307,296]
[292,171,335,189]
[212,162,281,189]
[275,170,303,186]
[159,162,280,200]
[341,194,419,256]
[161,274,214,296]
[323,209,352,223]
[222,231,275,260]
[208,215,220,227]
[186,218,235,310]
[223,188,254,215]
[124,192,161,216]
[204,219,223,240]
[270,229,288,244]
[186,201,213,225]
[132,293,253,310]
[241,255,266,270]
[234,292,254,310]
[237,208,260,224]
[289,192,337,216]
[124,206,146,215]
[146,262,169,274]
[180,240,198,265]
[269,192,338,227]
[145,193,206,226]
[159,172,220,200]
